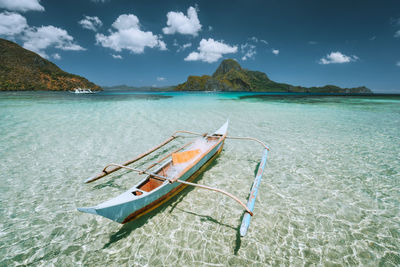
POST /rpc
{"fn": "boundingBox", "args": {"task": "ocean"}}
[0,91,399,266]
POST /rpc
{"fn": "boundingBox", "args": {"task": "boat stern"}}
[77,207,98,215]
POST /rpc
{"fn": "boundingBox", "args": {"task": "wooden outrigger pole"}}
[102,163,254,216]
[239,148,269,236]
[225,136,270,236]
[85,135,177,183]
[85,130,206,184]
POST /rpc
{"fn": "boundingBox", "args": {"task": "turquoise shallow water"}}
[0,91,399,266]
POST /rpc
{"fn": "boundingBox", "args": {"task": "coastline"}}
[2,90,400,97]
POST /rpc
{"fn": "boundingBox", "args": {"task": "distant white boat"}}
[70,88,95,94]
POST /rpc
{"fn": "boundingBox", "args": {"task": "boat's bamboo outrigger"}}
[85,135,177,183]
[80,122,269,237]
[102,163,254,216]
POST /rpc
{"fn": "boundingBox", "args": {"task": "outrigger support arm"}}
[172,130,207,137]
[85,135,177,183]
[225,136,270,151]
[176,179,253,216]
[100,163,254,216]
[172,130,270,151]
[85,129,209,184]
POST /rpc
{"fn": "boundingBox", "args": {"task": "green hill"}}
[175,59,372,93]
[0,38,101,91]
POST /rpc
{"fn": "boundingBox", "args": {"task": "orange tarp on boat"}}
[172,149,201,165]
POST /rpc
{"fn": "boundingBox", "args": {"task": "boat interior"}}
[133,134,222,196]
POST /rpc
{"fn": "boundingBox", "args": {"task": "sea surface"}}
[0,91,399,266]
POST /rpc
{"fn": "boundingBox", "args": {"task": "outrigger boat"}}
[69,88,95,94]
[78,121,269,236]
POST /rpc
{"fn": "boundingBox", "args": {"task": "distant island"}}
[0,38,101,91]
[0,38,371,94]
[176,59,372,93]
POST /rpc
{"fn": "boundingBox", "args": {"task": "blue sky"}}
[0,0,400,92]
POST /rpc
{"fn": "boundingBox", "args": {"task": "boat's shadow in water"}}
[103,158,260,254]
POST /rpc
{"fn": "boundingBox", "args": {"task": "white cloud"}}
[182,43,191,49]
[162,6,202,36]
[391,17,400,26]
[272,49,279,55]
[176,42,191,52]
[308,41,318,45]
[250,36,258,42]
[394,30,400,38]
[396,61,400,67]
[319,51,358,64]
[0,11,84,58]
[248,37,268,46]
[79,16,102,31]
[241,43,256,60]
[96,14,167,54]
[173,40,192,52]
[52,53,61,60]
[23,25,85,58]
[0,0,44,12]
[157,77,165,81]
[111,54,122,59]
[185,38,237,63]
[0,11,28,36]
[208,26,213,31]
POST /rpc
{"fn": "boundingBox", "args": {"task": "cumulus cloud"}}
[0,11,84,59]
[162,6,202,36]
[174,41,191,52]
[241,43,256,60]
[96,14,167,54]
[52,53,61,60]
[396,61,400,67]
[319,51,358,64]
[22,25,85,58]
[111,54,122,59]
[394,30,400,38]
[79,16,102,31]
[0,11,28,36]
[180,43,191,50]
[185,38,237,63]
[0,0,44,12]
[251,36,260,43]
[239,37,269,60]
[272,49,279,55]
[390,17,400,26]
[157,77,165,81]
[248,37,268,46]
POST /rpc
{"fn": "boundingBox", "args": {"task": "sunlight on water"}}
[0,91,399,265]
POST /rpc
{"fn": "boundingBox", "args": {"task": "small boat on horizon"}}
[78,121,269,236]
[70,88,95,94]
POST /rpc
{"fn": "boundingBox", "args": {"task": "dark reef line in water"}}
[239,93,400,100]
